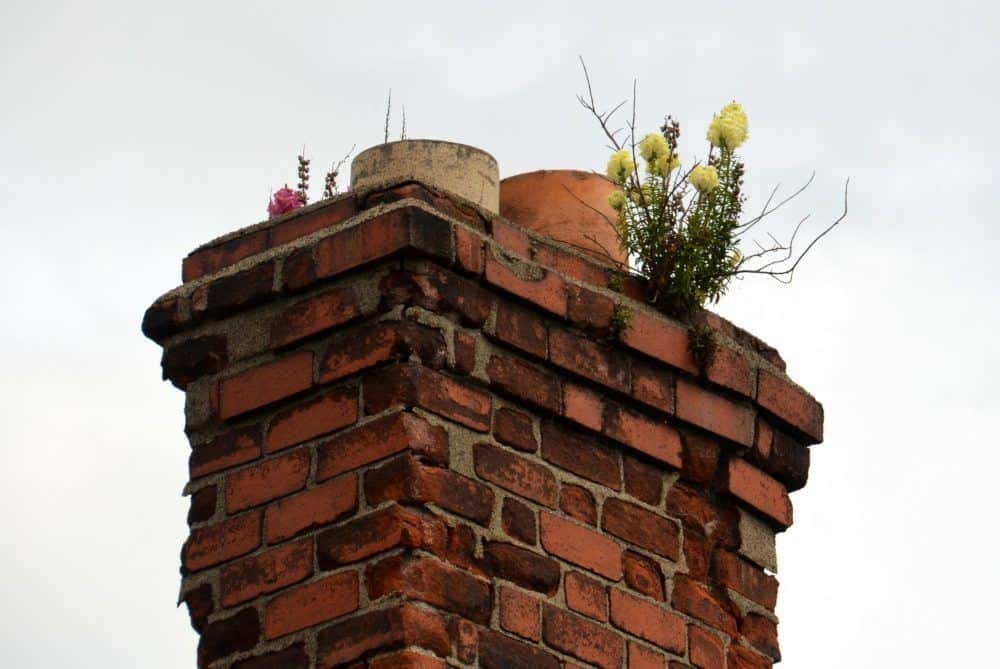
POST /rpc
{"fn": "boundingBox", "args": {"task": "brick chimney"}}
[142,143,822,669]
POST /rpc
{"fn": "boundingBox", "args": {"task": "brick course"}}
[145,182,822,667]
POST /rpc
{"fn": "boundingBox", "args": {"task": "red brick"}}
[750,419,810,492]
[269,287,361,348]
[450,617,478,664]
[550,327,629,392]
[264,570,359,639]
[383,266,493,327]
[194,261,276,319]
[494,299,547,358]
[444,523,479,572]
[724,458,793,528]
[567,285,616,332]
[455,225,485,275]
[629,641,667,669]
[664,482,731,537]
[264,474,358,543]
[610,588,686,654]
[741,613,780,661]
[486,354,561,413]
[183,229,268,282]
[499,586,542,640]
[485,248,567,317]
[187,485,217,525]
[631,360,675,413]
[190,425,262,478]
[281,246,317,293]
[316,411,448,481]
[502,496,537,544]
[533,242,610,287]
[540,512,622,580]
[563,381,604,431]
[712,551,778,609]
[161,334,228,389]
[559,483,597,525]
[141,296,183,342]
[679,430,722,484]
[621,310,697,374]
[269,196,358,247]
[482,541,561,594]
[603,404,683,469]
[474,443,558,507]
[319,320,444,384]
[543,605,624,669]
[541,421,621,490]
[757,370,823,443]
[368,650,446,669]
[316,604,449,667]
[198,607,261,667]
[312,208,411,279]
[689,625,725,669]
[364,365,492,432]
[676,379,754,446]
[623,453,664,505]
[479,629,560,669]
[453,329,478,374]
[728,645,773,669]
[317,505,446,568]
[219,352,314,419]
[226,450,310,513]
[183,511,262,572]
[565,571,608,621]
[231,642,309,669]
[623,551,665,601]
[220,538,313,606]
[602,498,680,560]
[493,407,537,452]
[706,345,753,397]
[366,455,495,525]
[265,388,358,453]
[671,575,737,636]
[366,554,491,624]
[492,219,533,257]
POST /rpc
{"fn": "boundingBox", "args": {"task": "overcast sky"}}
[1,1,997,666]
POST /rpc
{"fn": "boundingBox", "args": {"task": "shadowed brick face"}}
[145,183,822,667]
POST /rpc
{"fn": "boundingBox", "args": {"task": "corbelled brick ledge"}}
[143,182,822,669]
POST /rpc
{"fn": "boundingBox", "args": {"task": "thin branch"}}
[577,56,627,151]
[383,89,392,144]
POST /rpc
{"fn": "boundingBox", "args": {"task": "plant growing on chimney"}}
[268,145,355,219]
[578,59,848,318]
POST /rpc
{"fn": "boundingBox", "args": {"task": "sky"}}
[1,1,997,666]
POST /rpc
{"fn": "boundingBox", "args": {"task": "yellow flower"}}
[706,102,749,149]
[653,152,681,176]
[608,190,627,211]
[638,133,669,163]
[606,149,636,185]
[689,165,720,193]
[630,184,655,205]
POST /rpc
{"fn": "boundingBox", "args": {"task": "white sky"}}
[1,1,997,666]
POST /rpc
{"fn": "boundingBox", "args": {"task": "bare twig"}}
[400,105,407,140]
[384,89,392,144]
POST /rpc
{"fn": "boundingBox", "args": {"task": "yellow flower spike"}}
[653,152,681,176]
[689,165,720,193]
[706,102,749,149]
[608,190,627,212]
[638,133,669,163]
[606,149,636,185]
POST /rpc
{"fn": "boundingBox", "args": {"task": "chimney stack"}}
[143,141,822,668]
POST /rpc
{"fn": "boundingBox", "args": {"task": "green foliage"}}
[610,302,634,337]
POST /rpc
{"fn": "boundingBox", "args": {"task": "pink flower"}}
[267,187,304,219]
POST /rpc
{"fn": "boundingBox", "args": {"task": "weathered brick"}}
[724,458,793,528]
[317,505,446,568]
[315,604,449,667]
[225,450,310,513]
[492,218,533,257]
[728,645,773,669]
[368,650,447,669]
[485,248,568,316]
[629,641,668,669]
[183,229,269,282]
[269,195,358,247]
[539,512,623,580]
[364,365,492,432]
[603,497,680,560]
[482,541,561,595]
[474,443,558,507]
[567,285,616,332]
[198,607,261,667]
[265,387,358,453]
[671,575,737,637]
[533,242,610,287]
[541,421,621,490]
[609,588,686,654]
[187,485,217,525]
[543,605,624,669]
[493,407,537,452]
[479,629,560,669]
[623,551,664,601]
[623,453,664,505]
[676,379,754,446]
[269,286,361,348]
[486,354,561,413]
[706,344,753,397]
[631,360,674,413]
[494,299,547,358]
[230,642,309,669]
[603,403,683,469]
[366,455,495,525]
[562,381,604,432]
[281,247,317,293]
[264,474,358,543]
[366,554,491,624]
[194,261,276,319]
[757,369,823,443]
[455,225,485,275]
[712,551,778,609]
[453,329,478,375]
[550,327,629,392]
[161,334,228,388]
[220,538,313,606]
[316,411,449,481]
[621,311,697,374]
[382,266,493,327]
[502,496,537,544]
[182,583,214,633]
[565,571,608,621]
[750,419,810,492]
[450,617,478,664]
[183,511,261,572]
[499,586,542,640]
[741,613,780,661]
[678,430,722,484]
[689,625,725,669]
[218,351,314,420]
[559,483,597,525]
[319,320,445,384]
[264,570,359,639]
